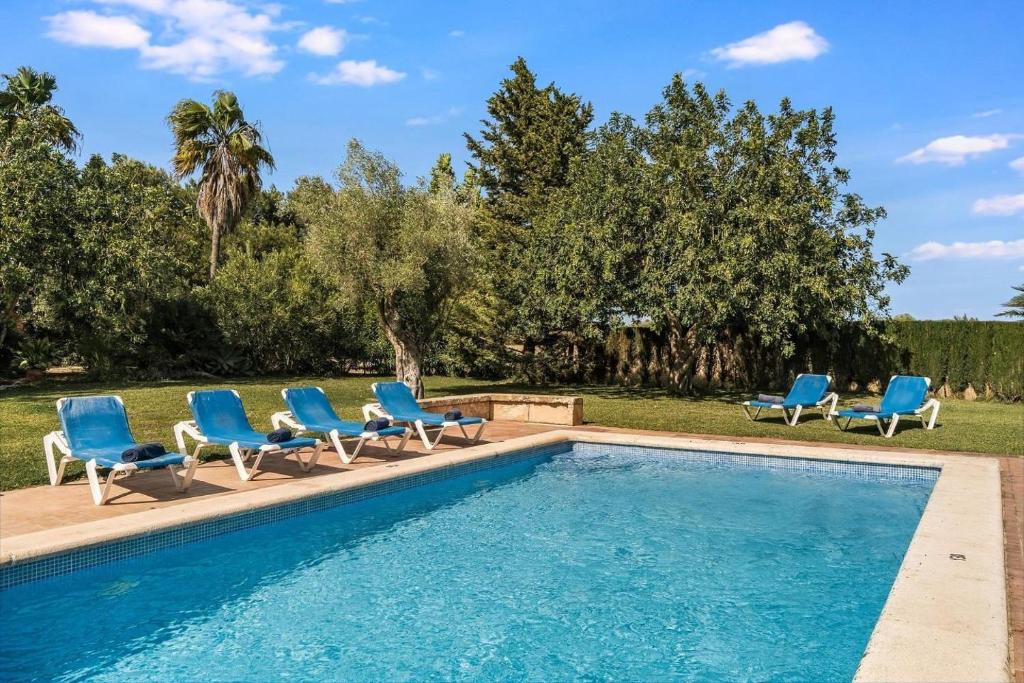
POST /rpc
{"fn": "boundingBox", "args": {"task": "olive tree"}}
[293,140,478,396]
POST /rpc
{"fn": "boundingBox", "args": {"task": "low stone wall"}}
[416,393,583,426]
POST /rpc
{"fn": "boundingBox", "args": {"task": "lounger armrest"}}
[818,392,839,418]
[271,411,303,432]
[173,420,206,455]
[362,402,388,421]
[43,431,73,485]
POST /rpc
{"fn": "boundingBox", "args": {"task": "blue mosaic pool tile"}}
[0,440,938,589]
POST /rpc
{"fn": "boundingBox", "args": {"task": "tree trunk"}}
[209,223,222,279]
[380,304,424,398]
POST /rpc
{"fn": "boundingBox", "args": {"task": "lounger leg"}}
[293,443,324,472]
[884,414,900,438]
[229,442,262,481]
[168,457,198,492]
[786,405,804,427]
[415,420,449,450]
[459,421,487,444]
[86,460,118,506]
[329,430,362,465]
[44,433,74,486]
[741,405,759,421]
[396,429,412,453]
[923,400,940,429]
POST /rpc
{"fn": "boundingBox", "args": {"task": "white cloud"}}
[448,29,465,38]
[972,194,1024,216]
[709,21,828,67]
[896,134,1019,166]
[311,59,405,86]
[973,109,1002,118]
[298,26,346,56]
[907,239,1024,261]
[1011,156,1024,172]
[45,10,150,49]
[406,107,462,127]
[46,0,285,80]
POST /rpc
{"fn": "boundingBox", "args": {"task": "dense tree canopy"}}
[294,140,479,396]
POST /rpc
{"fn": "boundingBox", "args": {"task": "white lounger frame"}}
[741,374,839,426]
[829,376,941,438]
[174,390,324,482]
[45,396,198,505]
[363,383,487,451]
[271,388,411,464]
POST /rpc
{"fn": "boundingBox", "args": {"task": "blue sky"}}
[3,0,1023,319]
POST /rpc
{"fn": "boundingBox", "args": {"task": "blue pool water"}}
[0,444,935,682]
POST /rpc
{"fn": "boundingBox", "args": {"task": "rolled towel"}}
[444,409,463,421]
[757,394,786,404]
[364,418,391,432]
[122,442,167,463]
[852,404,880,413]
[266,428,293,443]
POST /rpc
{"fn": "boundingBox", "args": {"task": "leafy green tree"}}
[635,78,907,376]
[428,153,456,194]
[293,140,479,396]
[465,58,594,369]
[167,91,274,278]
[0,115,79,370]
[996,284,1024,319]
[0,66,79,152]
[62,154,206,372]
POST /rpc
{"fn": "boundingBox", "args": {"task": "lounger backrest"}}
[373,382,422,416]
[283,386,341,427]
[189,389,253,438]
[785,374,830,405]
[880,375,930,413]
[58,395,135,452]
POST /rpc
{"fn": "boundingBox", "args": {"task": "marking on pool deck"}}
[949,553,966,561]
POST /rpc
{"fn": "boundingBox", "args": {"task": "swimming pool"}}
[0,442,937,681]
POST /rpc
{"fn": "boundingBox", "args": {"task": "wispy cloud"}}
[298,26,346,56]
[709,21,828,67]
[311,59,405,86]
[972,109,1003,118]
[973,193,1024,216]
[1011,156,1024,173]
[46,11,150,49]
[448,29,465,38]
[421,67,440,81]
[405,107,463,127]
[46,0,285,79]
[896,134,1019,166]
[907,239,1024,261]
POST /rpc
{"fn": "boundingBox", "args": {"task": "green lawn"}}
[1,375,1021,491]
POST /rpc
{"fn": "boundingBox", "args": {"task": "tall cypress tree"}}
[465,58,593,367]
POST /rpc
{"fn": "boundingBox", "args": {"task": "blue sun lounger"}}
[830,375,940,438]
[272,386,411,464]
[44,395,198,505]
[740,373,838,426]
[174,389,323,481]
[364,381,487,450]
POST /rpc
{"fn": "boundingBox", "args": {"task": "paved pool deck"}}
[1,421,1020,682]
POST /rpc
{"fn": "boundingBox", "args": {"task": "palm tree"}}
[0,66,79,151]
[996,284,1024,319]
[167,91,274,278]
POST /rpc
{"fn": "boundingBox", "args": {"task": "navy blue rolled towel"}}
[852,404,880,413]
[364,418,391,432]
[122,442,167,463]
[444,409,463,421]
[757,394,785,404]
[267,428,293,443]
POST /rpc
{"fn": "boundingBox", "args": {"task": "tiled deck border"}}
[0,430,1011,682]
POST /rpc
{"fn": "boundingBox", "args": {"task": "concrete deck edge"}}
[0,430,1009,681]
